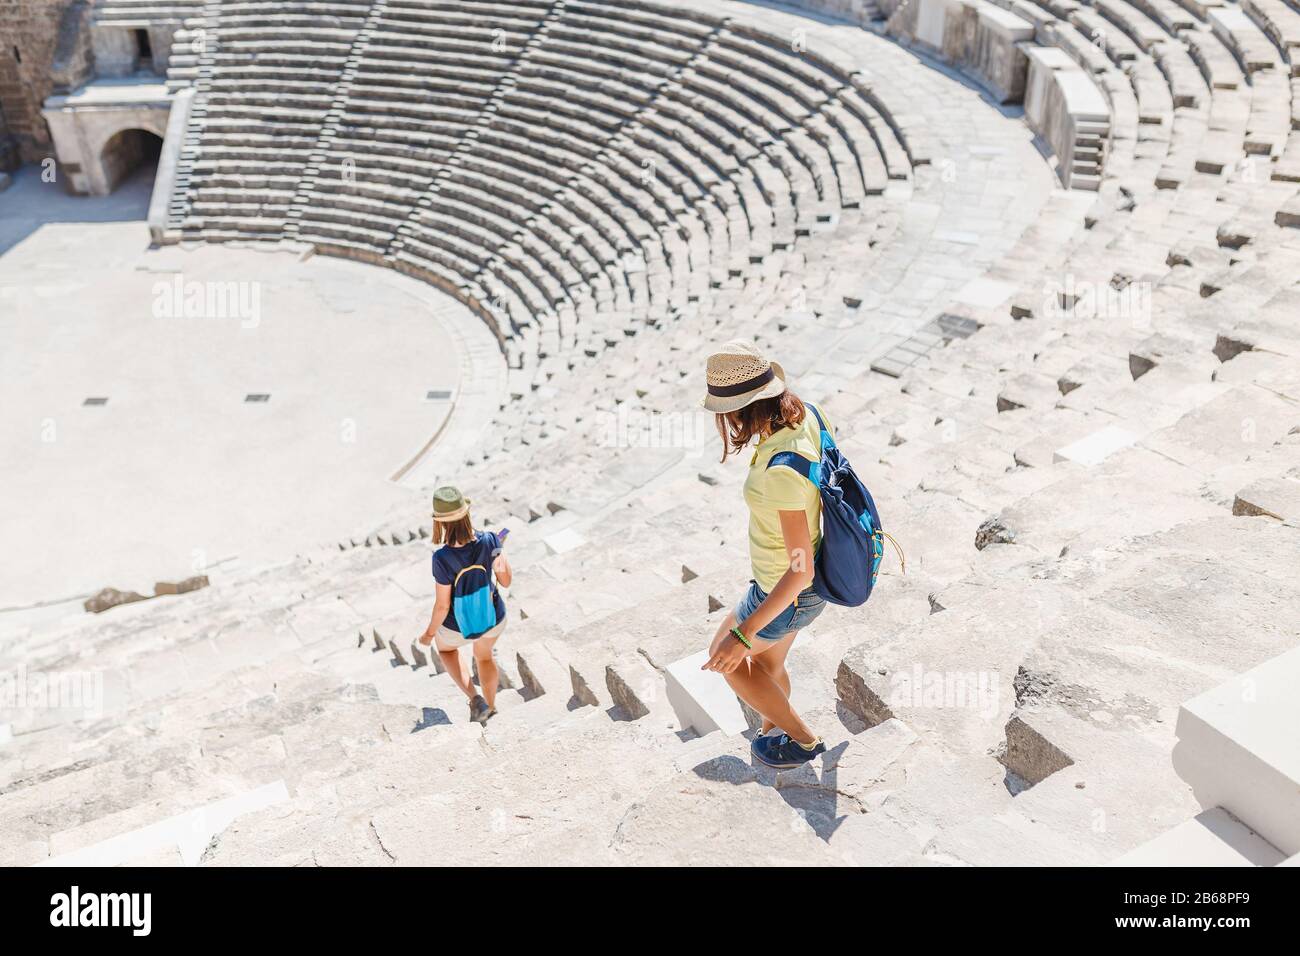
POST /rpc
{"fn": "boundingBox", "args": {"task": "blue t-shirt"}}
[431,531,507,633]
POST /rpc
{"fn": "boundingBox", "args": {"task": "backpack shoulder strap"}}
[766,450,812,478]
[453,563,488,588]
[766,450,821,486]
[806,403,835,451]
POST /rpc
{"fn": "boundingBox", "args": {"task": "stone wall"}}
[771,0,1104,185]
[92,22,183,76]
[90,22,138,76]
[41,92,170,194]
[761,0,884,28]
[745,0,1031,104]
[968,5,1034,102]
[887,0,1033,104]
[0,0,93,164]
[0,98,18,170]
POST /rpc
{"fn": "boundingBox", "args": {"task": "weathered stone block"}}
[153,575,209,596]
[605,658,656,720]
[570,663,602,708]
[664,650,749,736]
[84,587,148,614]
[836,645,897,728]
[1232,478,1300,522]
[974,515,1015,550]
[1001,712,1074,785]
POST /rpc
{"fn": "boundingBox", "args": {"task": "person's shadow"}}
[411,707,452,733]
[689,736,854,842]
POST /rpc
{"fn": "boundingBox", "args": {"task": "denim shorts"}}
[734,581,826,642]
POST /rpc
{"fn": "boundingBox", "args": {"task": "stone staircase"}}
[93,0,206,24]
[2,0,1296,865]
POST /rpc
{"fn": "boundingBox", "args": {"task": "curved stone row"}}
[4,2,1294,867]
[93,0,205,22]
[160,0,916,405]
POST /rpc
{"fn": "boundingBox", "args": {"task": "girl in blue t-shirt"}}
[417,486,512,724]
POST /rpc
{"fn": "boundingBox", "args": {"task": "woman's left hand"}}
[702,638,749,674]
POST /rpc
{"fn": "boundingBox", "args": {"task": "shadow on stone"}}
[1003,769,1032,796]
[691,754,758,785]
[411,708,451,733]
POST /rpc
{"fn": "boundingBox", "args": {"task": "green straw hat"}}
[431,486,471,522]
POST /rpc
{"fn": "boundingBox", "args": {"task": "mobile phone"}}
[498,527,510,542]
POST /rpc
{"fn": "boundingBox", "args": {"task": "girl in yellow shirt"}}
[700,341,828,769]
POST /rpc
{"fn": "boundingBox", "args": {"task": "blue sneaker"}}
[751,733,826,769]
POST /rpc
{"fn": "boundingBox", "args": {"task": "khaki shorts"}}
[432,619,506,652]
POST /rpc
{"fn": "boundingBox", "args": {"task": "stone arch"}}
[95,124,165,195]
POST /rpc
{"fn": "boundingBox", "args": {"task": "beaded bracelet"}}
[730,626,752,650]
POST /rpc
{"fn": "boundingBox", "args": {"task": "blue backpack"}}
[766,404,902,607]
[452,559,498,639]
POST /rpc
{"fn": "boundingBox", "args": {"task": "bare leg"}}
[437,647,475,700]
[707,625,816,746]
[471,636,500,710]
[751,631,796,735]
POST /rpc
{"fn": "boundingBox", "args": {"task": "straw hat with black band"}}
[701,340,788,414]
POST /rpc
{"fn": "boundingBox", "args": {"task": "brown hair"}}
[432,514,476,548]
[716,390,806,462]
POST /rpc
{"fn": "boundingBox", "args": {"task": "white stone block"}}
[1053,425,1138,466]
[977,4,1034,40]
[954,276,1017,309]
[38,780,290,867]
[1113,807,1285,866]
[0,723,10,746]
[1172,646,1300,856]
[1054,70,1111,121]
[543,527,586,556]
[1208,7,1252,39]
[915,0,951,50]
[665,650,749,737]
[1024,44,1077,71]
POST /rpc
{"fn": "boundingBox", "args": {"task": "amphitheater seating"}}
[978,0,1300,204]
[3,0,1295,865]
[92,0,205,23]
[161,0,912,386]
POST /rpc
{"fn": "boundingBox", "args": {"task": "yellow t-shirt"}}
[743,406,830,592]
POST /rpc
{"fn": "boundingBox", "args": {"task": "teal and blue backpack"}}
[452,562,498,638]
[766,404,903,606]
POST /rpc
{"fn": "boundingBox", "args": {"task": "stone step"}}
[1171,645,1300,857]
[1114,807,1286,866]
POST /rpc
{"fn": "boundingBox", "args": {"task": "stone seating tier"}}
[33,0,1283,865]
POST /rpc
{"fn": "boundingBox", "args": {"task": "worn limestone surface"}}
[1,0,1297,866]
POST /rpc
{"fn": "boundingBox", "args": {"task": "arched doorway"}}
[98,128,163,195]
